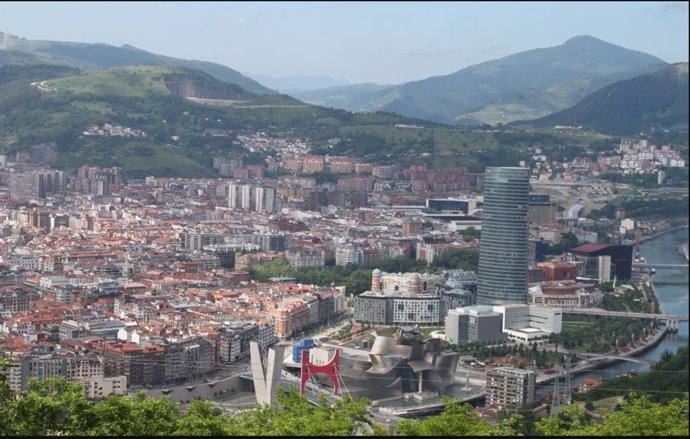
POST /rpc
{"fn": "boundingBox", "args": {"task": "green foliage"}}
[0,64,79,86]
[396,396,520,436]
[174,400,233,436]
[0,373,687,436]
[3,378,93,436]
[249,258,374,296]
[462,226,481,242]
[376,257,428,273]
[231,388,373,436]
[248,257,295,281]
[0,379,377,436]
[550,315,656,353]
[536,394,689,436]
[601,285,649,313]
[589,195,690,220]
[431,248,479,271]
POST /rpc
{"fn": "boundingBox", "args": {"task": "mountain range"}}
[0,31,686,178]
[0,31,274,95]
[293,36,668,125]
[524,62,689,135]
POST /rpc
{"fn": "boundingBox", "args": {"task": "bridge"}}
[638,263,689,270]
[562,308,688,323]
[576,353,656,367]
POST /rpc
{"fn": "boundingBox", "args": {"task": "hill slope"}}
[0,31,275,95]
[0,64,615,178]
[294,36,666,125]
[525,63,689,135]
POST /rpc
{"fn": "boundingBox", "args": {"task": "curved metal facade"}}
[477,167,529,305]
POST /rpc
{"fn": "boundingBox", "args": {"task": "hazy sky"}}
[0,1,688,84]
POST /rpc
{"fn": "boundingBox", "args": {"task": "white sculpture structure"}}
[250,341,284,406]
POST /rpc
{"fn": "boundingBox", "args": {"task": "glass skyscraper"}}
[476,167,529,305]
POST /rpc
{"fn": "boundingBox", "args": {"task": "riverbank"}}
[638,224,689,244]
[536,324,668,385]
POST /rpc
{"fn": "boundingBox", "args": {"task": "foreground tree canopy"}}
[0,372,687,436]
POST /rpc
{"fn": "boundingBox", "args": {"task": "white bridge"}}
[576,353,656,366]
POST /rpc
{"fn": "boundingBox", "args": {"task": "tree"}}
[3,378,94,436]
[229,388,374,436]
[462,226,480,242]
[0,357,13,436]
[396,397,519,436]
[174,400,236,436]
[535,394,689,436]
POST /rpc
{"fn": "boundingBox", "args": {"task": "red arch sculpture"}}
[300,348,341,395]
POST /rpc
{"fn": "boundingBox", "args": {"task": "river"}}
[543,229,689,393]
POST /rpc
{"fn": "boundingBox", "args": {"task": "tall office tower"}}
[477,167,529,305]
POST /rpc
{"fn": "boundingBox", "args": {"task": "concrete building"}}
[228,183,277,213]
[477,167,530,305]
[528,194,554,225]
[355,271,448,325]
[285,247,325,268]
[219,321,275,363]
[492,304,562,342]
[85,375,127,399]
[486,367,536,408]
[445,305,505,345]
[9,170,65,200]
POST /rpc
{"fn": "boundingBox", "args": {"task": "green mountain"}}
[0,64,617,178]
[294,36,667,125]
[0,31,275,95]
[524,63,689,135]
[0,64,464,177]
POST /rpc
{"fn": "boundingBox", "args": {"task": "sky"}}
[0,1,688,85]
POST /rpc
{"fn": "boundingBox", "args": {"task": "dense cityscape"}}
[0,2,688,436]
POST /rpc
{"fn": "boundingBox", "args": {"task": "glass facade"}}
[477,167,529,305]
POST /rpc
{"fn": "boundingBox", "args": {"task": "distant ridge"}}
[294,35,667,125]
[523,63,689,135]
[0,31,275,95]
